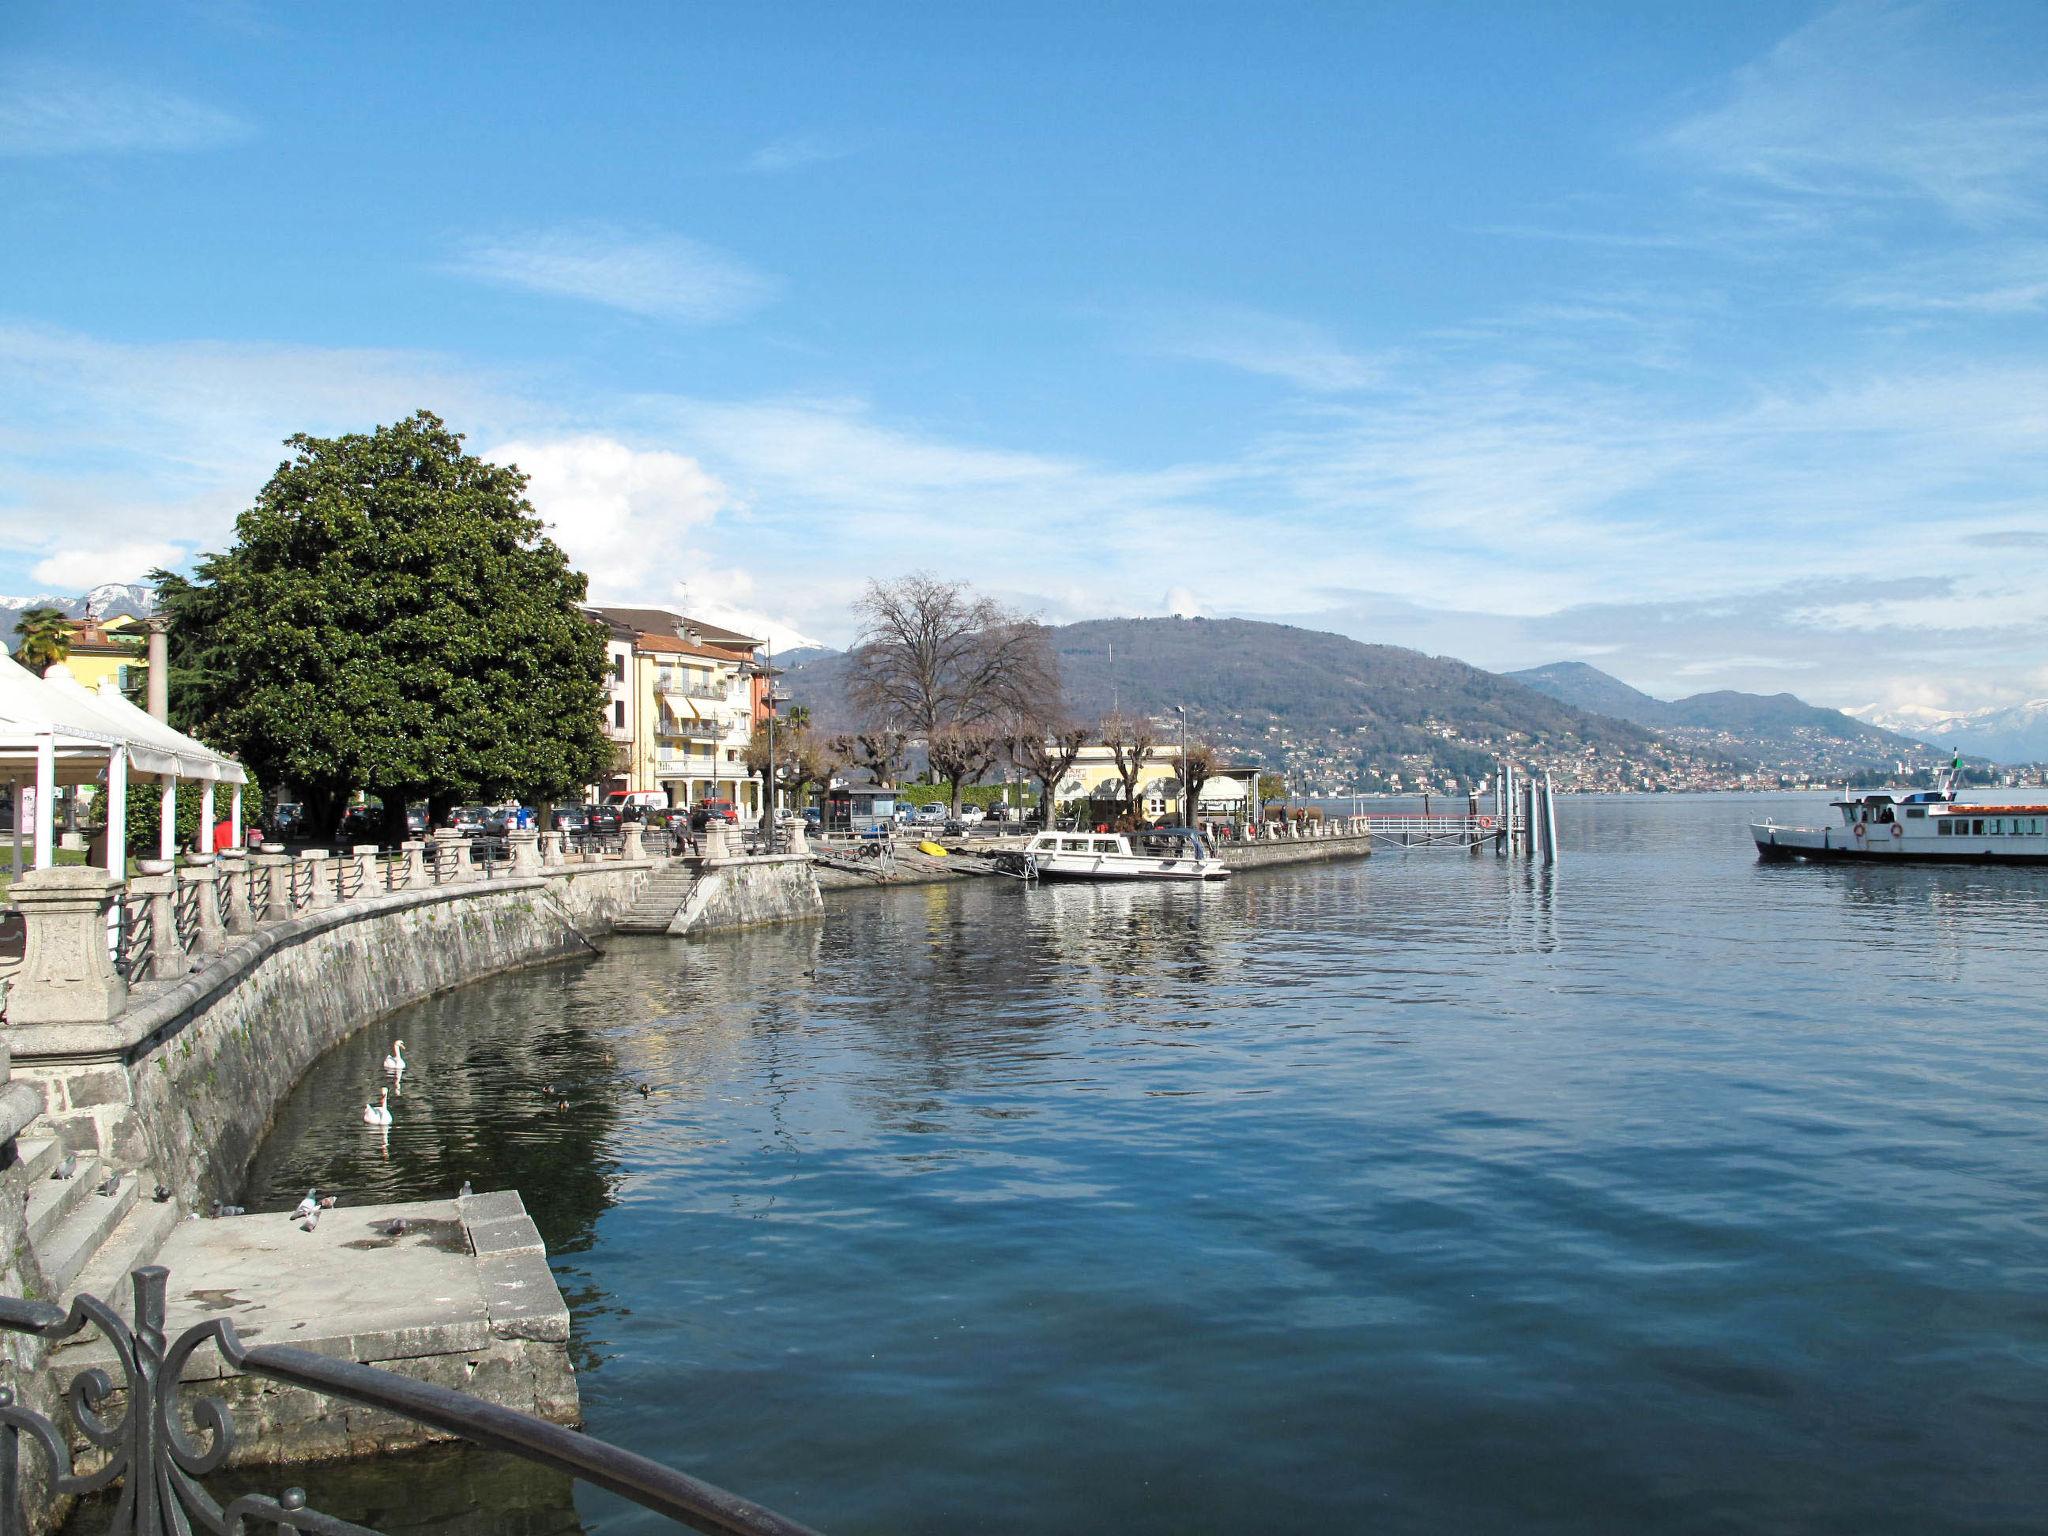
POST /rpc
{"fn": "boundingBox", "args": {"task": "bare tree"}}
[1100,712,1158,819]
[847,574,1059,735]
[855,727,910,787]
[925,725,1001,815]
[1180,741,1218,822]
[1020,723,1089,828]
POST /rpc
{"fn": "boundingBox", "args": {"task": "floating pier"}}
[1351,759,1559,863]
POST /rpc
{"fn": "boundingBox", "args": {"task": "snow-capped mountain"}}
[1852,699,2048,765]
[0,584,157,621]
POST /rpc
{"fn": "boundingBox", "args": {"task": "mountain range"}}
[1505,661,1933,760]
[782,619,1999,788]
[1851,698,2048,765]
[0,583,157,638]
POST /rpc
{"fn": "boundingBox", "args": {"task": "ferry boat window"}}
[1906,808,1925,819]
[1991,819,2004,835]
[1060,838,1087,851]
[1093,838,1119,852]
[1936,820,1952,836]
[1972,819,1986,835]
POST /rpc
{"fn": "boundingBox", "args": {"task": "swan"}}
[363,1088,393,1127]
[383,1040,407,1074]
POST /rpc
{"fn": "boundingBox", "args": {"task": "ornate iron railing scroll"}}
[0,1266,822,1536]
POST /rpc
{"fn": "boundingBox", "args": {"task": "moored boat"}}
[1022,826,1230,881]
[1753,773,2048,865]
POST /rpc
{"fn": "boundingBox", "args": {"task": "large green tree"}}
[156,411,612,841]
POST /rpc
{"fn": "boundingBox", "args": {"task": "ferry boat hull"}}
[1753,786,2048,866]
[1022,827,1231,882]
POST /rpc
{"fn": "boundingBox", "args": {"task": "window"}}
[1059,838,1087,851]
[1937,819,1952,836]
[1093,838,1119,852]
[1906,807,1925,819]
[1991,819,2004,835]
[613,701,626,729]
[1973,819,1986,835]
[613,655,625,682]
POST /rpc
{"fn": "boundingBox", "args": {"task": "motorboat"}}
[1021,826,1230,881]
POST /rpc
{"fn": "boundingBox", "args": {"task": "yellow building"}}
[54,612,147,696]
[586,606,765,820]
[1057,745,1259,821]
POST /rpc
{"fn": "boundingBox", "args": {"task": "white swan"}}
[383,1039,407,1074]
[362,1087,393,1126]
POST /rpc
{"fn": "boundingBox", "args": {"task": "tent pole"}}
[230,782,243,850]
[106,748,127,877]
[9,777,18,878]
[200,782,216,854]
[160,777,177,862]
[34,732,54,871]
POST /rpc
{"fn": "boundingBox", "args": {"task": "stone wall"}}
[1215,831,1374,870]
[670,854,824,936]
[7,865,652,1209]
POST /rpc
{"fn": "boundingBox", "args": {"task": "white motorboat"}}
[1022,826,1230,881]
[1753,771,2048,866]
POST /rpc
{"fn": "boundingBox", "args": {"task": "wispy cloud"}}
[450,225,778,323]
[1659,1,2048,225]
[1137,303,1383,392]
[1837,242,2048,313]
[0,62,250,156]
[745,134,855,174]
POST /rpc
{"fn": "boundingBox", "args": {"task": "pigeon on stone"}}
[95,1174,119,1198]
[153,1185,173,1204]
[52,1154,76,1181]
[210,1201,245,1218]
[301,1209,320,1232]
[385,1218,409,1237]
[291,1190,319,1221]
[458,1180,473,1199]
[318,1195,338,1209]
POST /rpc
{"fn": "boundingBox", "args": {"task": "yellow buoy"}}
[918,840,948,858]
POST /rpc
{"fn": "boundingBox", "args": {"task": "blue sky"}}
[4,1,2046,720]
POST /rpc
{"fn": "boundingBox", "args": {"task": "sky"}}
[3,1,2046,720]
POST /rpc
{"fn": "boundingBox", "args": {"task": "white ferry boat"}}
[1022,826,1230,882]
[1753,777,2048,865]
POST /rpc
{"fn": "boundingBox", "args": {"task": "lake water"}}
[241,794,2048,1535]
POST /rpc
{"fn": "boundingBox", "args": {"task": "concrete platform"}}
[59,1190,578,1467]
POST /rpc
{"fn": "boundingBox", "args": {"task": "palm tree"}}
[13,607,71,674]
[783,703,812,731]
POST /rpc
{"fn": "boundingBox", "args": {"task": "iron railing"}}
[0,1267,821,1536]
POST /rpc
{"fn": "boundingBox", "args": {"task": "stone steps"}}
[613,866,698,934]
[37,1172,141,1295]
[61,1195,185,1331]
[9,1133,64,1187]
[27,1153,103,1250]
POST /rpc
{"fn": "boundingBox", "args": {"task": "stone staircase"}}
[611,862,697,934]
[13,1131,182,1311]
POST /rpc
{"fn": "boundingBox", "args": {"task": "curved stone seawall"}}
[1215,831,1375,870]
[10,865,651,1208]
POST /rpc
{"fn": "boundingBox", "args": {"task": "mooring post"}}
[1543,772,1560,866]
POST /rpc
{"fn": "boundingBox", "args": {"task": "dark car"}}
[585,805,621,834]
[689,798,739,832]
[338,805,383,842]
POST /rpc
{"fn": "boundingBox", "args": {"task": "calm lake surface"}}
[243,794,2048,1536]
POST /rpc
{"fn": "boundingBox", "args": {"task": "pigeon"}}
[210,1201,245,1218]
[385,1218,409,1237]
[153,1185,173,1204]
[291,1190,319,1221]
[458,1180,473,1199]
[52,1154,76,1181]
[318,1195,338,1209]
[301,1209,320,1232]
[95,1174,119,1198]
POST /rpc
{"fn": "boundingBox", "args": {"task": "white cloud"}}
[1139,303,1382,392]
[670,557,824,653]
[0,62,251,156]
[31,540,184,591]
[1660,1,2048,224]
[490,435,734,597]
[1162,587,1202,618]
[746,134,854,174]
[451,225,778,323]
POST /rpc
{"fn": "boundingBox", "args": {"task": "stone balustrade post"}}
[782,817,810,856]
[6,867,129,1025]
[508,829,541,876]
[130,871,190,979]
[181,854,224,954]
[539,829,563,866]
[620,822,645,860]
[702,821,731,860]
[216,848,256,935]
[299,848,332,909]
[252,851,293,922]
[349,843,377,900]
[431,828,470,883]
[402,839,427,885]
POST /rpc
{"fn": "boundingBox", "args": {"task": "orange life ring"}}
[1477,815,1494,829]
[1892,823,1904,839]
[1853,822,1866,838]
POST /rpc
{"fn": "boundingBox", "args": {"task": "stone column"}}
[433,828,476,883]
[620,822,645,860]
[181,854,223,954]
[349,843,377,900]
[127,871,188,980]
[539,830,563,866]
[702,821,731,861]
[508,829,541,876]
[252,851,293,922]
[299,848,332,909]
[216,848,256,935]
[145,617,170,722]
[402,839,427,886]
[7,867,129,1025]
[782,817,810,856]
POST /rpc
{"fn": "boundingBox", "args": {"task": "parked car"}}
[690,798,739,832]
[912,803,949,827]
[801,807,822,828]
[406,804,428,836]
[549,806,587,832]
[585,805,621,834]
[958,806,986,825]
[338,805,383,842]
[446,804,486,834]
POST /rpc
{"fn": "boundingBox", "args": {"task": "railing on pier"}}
[0,1266,823,1536]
